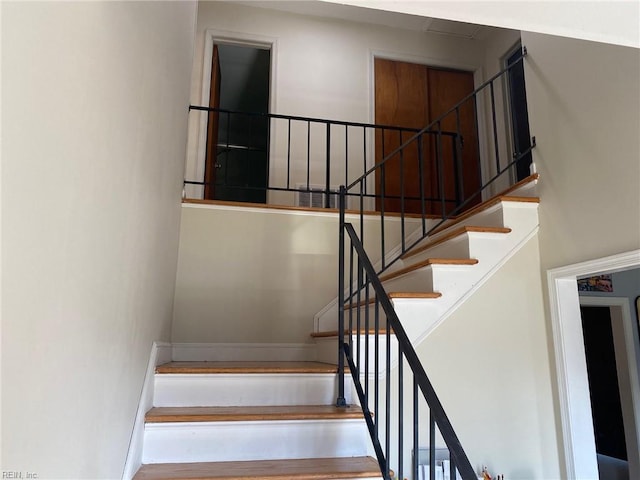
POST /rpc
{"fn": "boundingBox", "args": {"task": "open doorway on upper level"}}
[503,42,533,182]
[203,43,271,203]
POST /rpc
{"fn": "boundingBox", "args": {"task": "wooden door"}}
[374,58,431,213]
[204,45,221,200]
[375,60,480,215]
[427,68,480,215]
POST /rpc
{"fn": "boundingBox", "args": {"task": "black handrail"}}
[339,218,477,480]
[185,106,460,208]
[336,46,534,479]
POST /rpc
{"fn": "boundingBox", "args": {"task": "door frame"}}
[579,296,640,476]
[368,51,486,210]
[547,249,640,479]
[192,29,278,200]
[501,40,532,185]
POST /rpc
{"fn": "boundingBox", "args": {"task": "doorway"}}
[505,44,532,182]
[204,43,271,203]
[548,253,640,480]
[374,58,481,215]
[580,305,629,475]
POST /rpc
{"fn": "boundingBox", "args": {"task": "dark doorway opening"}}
[205,44,270,203]
[580,305,629,466]
[505,45,532,182]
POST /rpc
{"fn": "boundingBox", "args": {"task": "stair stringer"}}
[315,201,539,367]
[394,225,540,351]
[315,225,539,373]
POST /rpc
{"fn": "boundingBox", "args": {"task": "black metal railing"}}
[336,47,534,479]
[185,106,461,209]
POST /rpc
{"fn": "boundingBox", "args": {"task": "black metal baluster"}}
[349,243,354,339]
[380,129,386,270]
[429,410,436,480]
[359,178,364,247]
[385,313,391,472]
[374,298,380,437]
[418,133,426,234]
[490,81,500,175]
[345,125,349,188]
[306,121,311,190]
[364,280,370,400]
[286,119,291,190]
[356,258,362,374]
[398,350,404,480]
[363,126,367,195]
[325,122,331,208]
[399,131,405,252]
[413,377,419,480]
[455,107,464,206]
[436,121,445,216]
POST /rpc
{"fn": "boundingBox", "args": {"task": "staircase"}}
[133,362,381,479]
[132,174,540,479]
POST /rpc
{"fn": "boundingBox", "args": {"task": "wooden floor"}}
[134,456,381,480]
[156,362,339,375]
[146,405,364,423]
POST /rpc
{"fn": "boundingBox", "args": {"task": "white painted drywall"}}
[521,33,640,272]
[321,0,640,49]
[185,1,491,200]
[171,203,421,344]
[412,235,561,478]
[1,2,196,477]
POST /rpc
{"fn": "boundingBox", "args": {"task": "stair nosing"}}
[145,405,365,424]
[343,291,442,310]
[133,456,382,480]
[156,362,340,375]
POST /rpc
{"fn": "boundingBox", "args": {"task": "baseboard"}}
[121,341,171,480]
[171,342,317,361]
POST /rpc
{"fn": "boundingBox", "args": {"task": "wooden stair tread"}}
[344,292,441,310]
[379,258,478,283]
[311,329,394,338]
[146,405,365,423]
[134,456,381,480]
[402,226,511,260]
[156,362,339,374]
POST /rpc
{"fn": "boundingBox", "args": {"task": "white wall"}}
[185,1,491,202]
[1,2,196,477]
[520,32,640,478]
[414,236,561,478]
[172,203,422,344]
[521,33,640,272]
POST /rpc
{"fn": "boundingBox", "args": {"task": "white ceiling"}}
[235,1,494,40]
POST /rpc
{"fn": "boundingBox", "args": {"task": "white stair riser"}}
[382,264,476,293]
[403,235,471,262]
[142,419,372,463]
[154,373,352,407]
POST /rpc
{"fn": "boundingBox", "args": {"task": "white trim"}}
[171,342,317,362]
[547,249,640,480]
[579,295,640,479]
[121,341,172,480]
[195,29,278,197]
[181,200,424,224]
